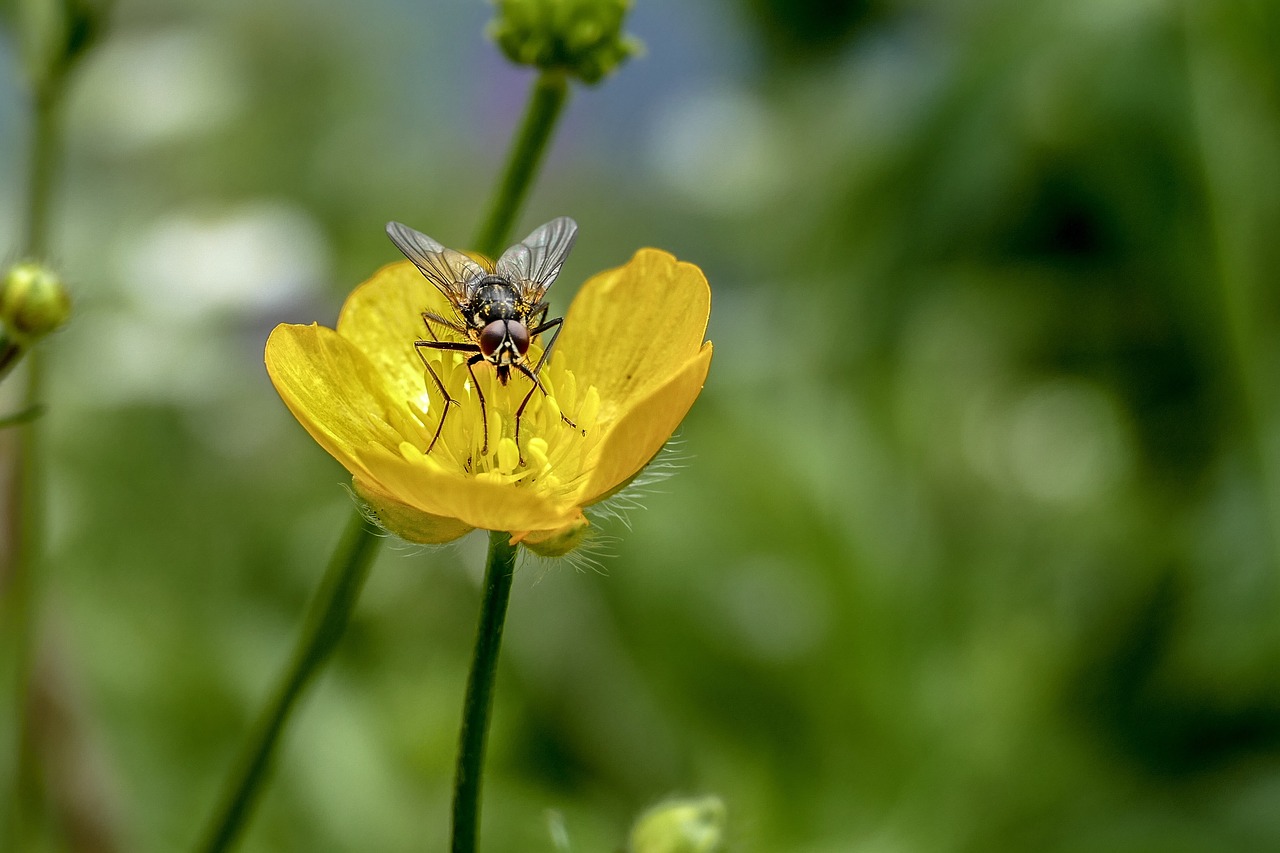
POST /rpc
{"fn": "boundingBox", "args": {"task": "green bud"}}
[629,796,727,853]
[1,262,72,343]
[489,0,642,84]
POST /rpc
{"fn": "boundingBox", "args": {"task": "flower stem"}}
[4,80,64,852]
[1183,5,1280,567]
[0,334,25,382]
[451,530,518,853]
[196,511,381,853]
[7,352,44,844]
[450,68,572,852]
[473,71,569,257]
[24,92,61,260]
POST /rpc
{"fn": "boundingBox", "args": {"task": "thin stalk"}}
[1183,3,1280,568]
[25,93,61,259]
[196,512,381,853]
[473,71,569,256]
[6,85,63,851]
[448,66,573,853]
[8,353,44,847]
[0,334,25,381]
[450,530,517,853]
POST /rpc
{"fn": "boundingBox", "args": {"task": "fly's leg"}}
[422,311,468,342]
[415,339,478,455]
[527,301,550,333]
[465,353,492,455]
[522,315,582,429]
[512,361,582,463]
[528,315,566,376]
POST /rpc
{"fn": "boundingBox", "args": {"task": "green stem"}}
[1183,4,1280,568]
[0,335,25,382]
[25,93,61,259]
[449,69,572,852]
[450,531,517,853]
[9,353,44,840]
[196,512,381,853]
[473,71,570,257]
[5,80,64,853]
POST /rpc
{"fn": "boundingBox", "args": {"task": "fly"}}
[386,217,581,459]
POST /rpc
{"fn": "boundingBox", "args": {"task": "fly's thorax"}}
[472,277,521,325]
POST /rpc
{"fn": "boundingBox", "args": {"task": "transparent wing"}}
[386,221,487,310]
[494,217,578,305]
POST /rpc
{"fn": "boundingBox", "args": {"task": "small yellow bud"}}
[489,0,642,84]
[629,796,726,853]
[1,262,71,343]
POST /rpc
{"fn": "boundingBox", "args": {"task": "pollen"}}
[402,344,604,501]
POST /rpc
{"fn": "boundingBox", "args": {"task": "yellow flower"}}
[265,248,712,555]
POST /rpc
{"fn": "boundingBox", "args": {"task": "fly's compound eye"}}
[508,321,530,356]
[480,321,506,357]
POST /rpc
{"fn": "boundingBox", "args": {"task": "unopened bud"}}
[1,262,71,343]
[629,796,726,853]
[489,0,642,84]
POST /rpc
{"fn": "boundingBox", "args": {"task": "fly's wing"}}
[386,221,487,313]
[494,217,578,306]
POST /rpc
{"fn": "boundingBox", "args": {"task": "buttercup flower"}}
[266,247,711,556]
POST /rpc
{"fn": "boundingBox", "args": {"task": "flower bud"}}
[1,262,72,343]
[629,796,726,853]
[489,0,642,84]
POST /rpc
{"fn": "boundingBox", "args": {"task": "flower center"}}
[400,342,602,501]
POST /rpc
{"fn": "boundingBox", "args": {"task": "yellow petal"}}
[357,442,585,534]
[580,341,713,504]
[556,249,710,422]
[353,478,474,544]
[265,323,409,486]
[336,261,460,407]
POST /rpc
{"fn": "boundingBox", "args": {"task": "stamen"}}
[399,344,602,500]
[558,370,577,412]
[486,408,503,457]
[526,436,550,470]
[543,395,562,426]
[399,440,445,473]
[496,438,520,474]
[578,386,601,428]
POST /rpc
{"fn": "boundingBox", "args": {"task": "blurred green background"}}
[4,0,1280,850]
